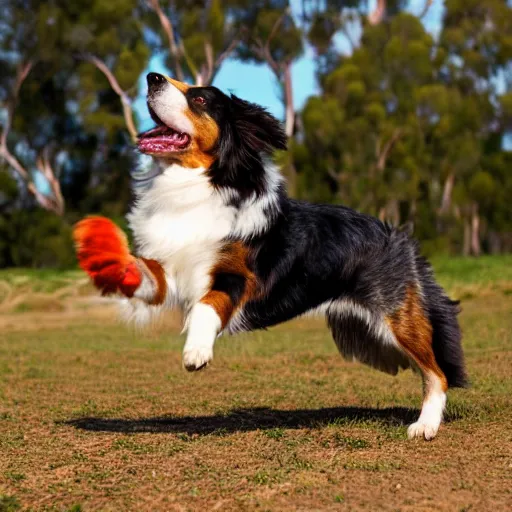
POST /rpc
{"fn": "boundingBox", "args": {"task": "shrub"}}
[0,209,75,269]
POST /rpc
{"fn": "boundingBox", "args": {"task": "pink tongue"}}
[138,134,189,153]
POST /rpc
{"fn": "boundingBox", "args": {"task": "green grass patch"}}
[4,471,26,483]
[0,495,21,512]
[431,254,512,291]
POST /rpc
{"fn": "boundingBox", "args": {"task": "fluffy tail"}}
[419,261,468,388]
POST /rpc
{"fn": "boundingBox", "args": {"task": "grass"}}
[1,254,512,296]
[0,268,82,293]
[0,257,511,510]
[431,254,512,286]
[432,254,512,299]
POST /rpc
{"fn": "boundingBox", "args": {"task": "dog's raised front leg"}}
[73,216,174,307]
[183,276,245,371]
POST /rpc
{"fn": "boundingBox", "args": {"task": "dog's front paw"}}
[407,421,439,441]
[182,347,213,372]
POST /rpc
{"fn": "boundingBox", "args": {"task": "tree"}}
[295,0,512,255]
[67,0,149,144]
[0,2,65,214]
[437,0,512,254]
[146,0,243,86]
[229,0,303,195]
[298,12,435,223]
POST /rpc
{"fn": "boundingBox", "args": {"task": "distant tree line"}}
[0,0,511,267]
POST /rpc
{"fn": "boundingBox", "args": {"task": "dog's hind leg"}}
[386,286,448,440]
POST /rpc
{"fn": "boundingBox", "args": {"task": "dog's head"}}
[137,73,287,195]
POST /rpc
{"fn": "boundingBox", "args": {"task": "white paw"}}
[182,347,213,372]
[407,421,439,441]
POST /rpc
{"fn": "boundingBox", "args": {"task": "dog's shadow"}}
[64,406,425,435]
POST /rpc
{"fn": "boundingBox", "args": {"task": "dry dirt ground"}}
[0,266,511,511]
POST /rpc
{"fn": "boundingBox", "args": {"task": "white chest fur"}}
[127,165,236,309]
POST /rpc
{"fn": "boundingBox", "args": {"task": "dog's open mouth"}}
[137,106,191,154]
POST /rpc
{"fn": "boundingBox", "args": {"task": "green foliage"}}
[296,1,512,255]
[0,495,20,512]
[233,0,303,67]
[0,170,19,205]
[0,210,75,268]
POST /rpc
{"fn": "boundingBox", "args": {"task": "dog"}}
[74,72,467,441]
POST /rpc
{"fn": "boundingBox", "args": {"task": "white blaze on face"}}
[148,81,195,136]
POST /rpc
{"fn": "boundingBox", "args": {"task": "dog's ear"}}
[217,95,287,172]
[231,95,287,153]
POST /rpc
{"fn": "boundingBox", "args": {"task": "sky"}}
[135,0,446,131]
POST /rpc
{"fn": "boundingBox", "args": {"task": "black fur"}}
[184,86,287,199]
[232,199,467,389]
[211,272,246,308]
[241,200,407,328]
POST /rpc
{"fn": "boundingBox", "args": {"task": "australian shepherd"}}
[74,72,467,441]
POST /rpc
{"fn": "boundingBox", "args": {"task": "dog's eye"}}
[193,96,206,106]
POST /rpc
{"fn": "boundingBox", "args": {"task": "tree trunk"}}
[470,203,481,256]
[283,62,294,139]
[439,172,455,215]
[391,199,400,226]
[488,231,501,254]
[463,218,471,256]
[368,0,386,24]
[409,197,417,220]
[282,61,297,197]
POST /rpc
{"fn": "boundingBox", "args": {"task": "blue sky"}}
[136,0,446,131]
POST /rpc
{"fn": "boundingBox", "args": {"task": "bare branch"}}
[262,7,290,78]
[368,0,386,25]
[203,31,244,86]
[439,171,455,215]
[326,165,340,182]
[36,148,64,215]
[0,61,34,150]
[83,55,138,143]
[250,12,297,139]
[147,0,185,81]
[418,0,433,20]
[252,37,280,78]
[0,60,64,214]
[0,135,64,215]
[214,35,241,70]
[0,64,34,182]
[0,143,30,181]
[200,39,215,86]
[376,128,402,171]
[179,40,200,84]
[251,9,291,81]
[267,7,290,49]
[283,62,295,138]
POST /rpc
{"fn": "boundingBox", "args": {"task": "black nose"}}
[147,72,166,88]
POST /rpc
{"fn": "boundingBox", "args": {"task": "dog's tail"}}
[418,259,468,388]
